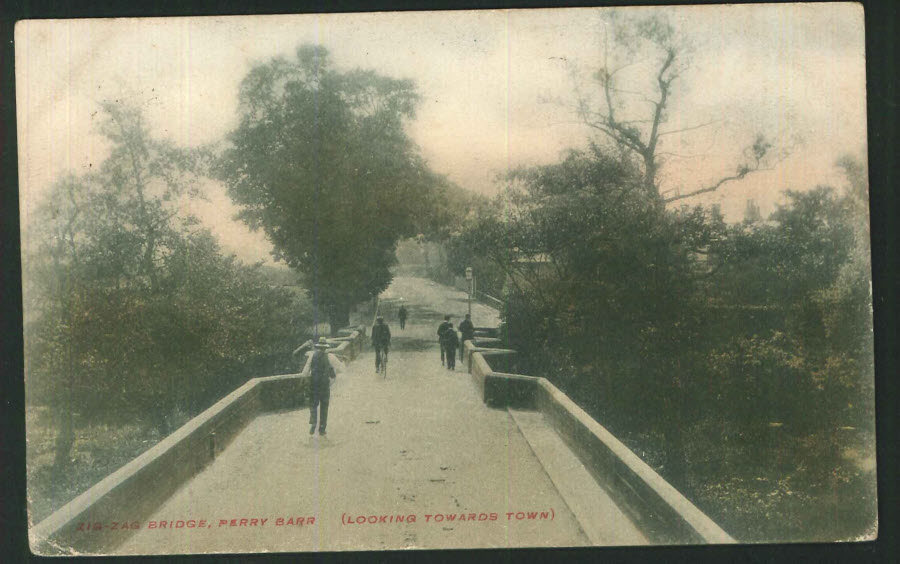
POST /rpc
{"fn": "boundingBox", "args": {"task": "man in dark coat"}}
[398,305,408,330]
[308,338,336,436]
[440,322,460,370]
[458,313,475,362]
[437,315,452,366]
[372,316,391,373]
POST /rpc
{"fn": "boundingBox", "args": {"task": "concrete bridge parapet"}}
[30,325,369,556]
[467,347,736,545]
[292,324,367,362]
[461,338,512,368]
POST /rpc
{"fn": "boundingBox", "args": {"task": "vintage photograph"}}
[17,4,875,555]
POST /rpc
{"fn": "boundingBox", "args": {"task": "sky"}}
[16,4,867,264]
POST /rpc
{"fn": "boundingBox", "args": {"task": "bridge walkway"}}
[115,276,642,554]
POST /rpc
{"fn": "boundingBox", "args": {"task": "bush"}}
[24,103,314,520]
[454,147,875,540]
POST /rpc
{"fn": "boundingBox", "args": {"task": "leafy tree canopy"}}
[218,45,439,329]
[25,102,306,465]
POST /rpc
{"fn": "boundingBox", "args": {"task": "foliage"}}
[24,103,308,481]
[218,45,440,330]
[451,144,874,540]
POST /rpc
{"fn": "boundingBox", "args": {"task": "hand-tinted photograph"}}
[17,4,875,555]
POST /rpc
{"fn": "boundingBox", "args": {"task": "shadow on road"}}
[388,337,437,353]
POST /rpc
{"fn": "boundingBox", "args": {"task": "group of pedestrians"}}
[369,305,478,372]
[305,304,479,437]
[370,307,476,372]
[437,313,475,370]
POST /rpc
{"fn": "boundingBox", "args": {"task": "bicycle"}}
[376,347,389,378]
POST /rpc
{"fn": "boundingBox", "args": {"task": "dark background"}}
[1,0,896,563]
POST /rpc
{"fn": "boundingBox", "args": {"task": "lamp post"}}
[465,266,473,319]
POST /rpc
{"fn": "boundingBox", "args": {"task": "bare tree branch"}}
[663,170,754,204]
[583,119,645,154]
[572,15,787,203]
[607,57,647,76]
[657,151,708,159]
[663,141,784,204]
[658,119,721,137]
[646,49,676,158]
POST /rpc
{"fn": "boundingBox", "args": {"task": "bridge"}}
[30,276,734,555]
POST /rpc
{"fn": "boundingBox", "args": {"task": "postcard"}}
[17,4,875,555]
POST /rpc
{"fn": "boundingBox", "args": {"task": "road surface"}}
[115,276,639,554]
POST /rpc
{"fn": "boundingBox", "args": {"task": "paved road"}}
[117,277,590,554]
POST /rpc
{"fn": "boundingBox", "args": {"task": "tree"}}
[452,144,716,481]
[24,102,307,480]
[571,13,780,203]
[24,103,206,467]
[93,101,206,291]
[218,45,437,331]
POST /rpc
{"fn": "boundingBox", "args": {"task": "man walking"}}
[307,338,337,436]
[458,313,475,362]
[372,316,391,374]
[441,322,460,370]
[437,315,452,366]
[398,305,408,330]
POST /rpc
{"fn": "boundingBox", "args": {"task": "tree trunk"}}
[51,378,76,498]
[643,153,658,197]
[52,417,75,469]
[661,385,689,488]
[154,409,171,436]
[54,292,77,476]
[328,303,351,335]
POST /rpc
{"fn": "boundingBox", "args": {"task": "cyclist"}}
[372,316,392,374]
